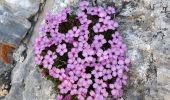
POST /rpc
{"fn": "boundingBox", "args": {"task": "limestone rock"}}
[117,0,170,99]
[5,0,57,100]
[5,0,41,18]
[0,4,31,47]
[0,61,13,99]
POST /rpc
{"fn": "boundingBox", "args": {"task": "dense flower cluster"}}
[34,1,130,100]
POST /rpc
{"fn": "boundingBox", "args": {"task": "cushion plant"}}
[34,1,130,100]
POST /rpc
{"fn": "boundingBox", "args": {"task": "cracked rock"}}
[0,4,31,47]
[5,0,41,18]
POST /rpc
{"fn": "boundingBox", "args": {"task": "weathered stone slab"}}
[5,0,57,100]
[5,0,41,18]
[0,4,31,47]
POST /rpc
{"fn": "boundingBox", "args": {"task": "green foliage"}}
[59,14,80,33]
[45,74,60,92]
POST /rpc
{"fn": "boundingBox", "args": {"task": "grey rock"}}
[0,61,13,99]
[117,0,170,99]
[13,43,27,62]
[5,0,41,18]
[0,4,31,47]
[5,0,57,100]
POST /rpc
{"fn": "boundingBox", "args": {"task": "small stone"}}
[5,85,8,89]
[13,43,27,62]
[0,88,8,97]
[2,90,8,94]
[1,84,5,90]
[164,94,170,100]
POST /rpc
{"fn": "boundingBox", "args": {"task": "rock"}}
[117,0,170,99]
[0,61,13,99]
[5,0,57,100]
[0,0,40,98]
[5,0,41,18]
[0,4,31,64]
[13,43,27,63]
[0,4,31,47]
[157,67,170,84]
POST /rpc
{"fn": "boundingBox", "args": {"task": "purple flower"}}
[59,80,72,94]
[79,1,89,10]
[35,55,43,65]
[68,26,80,37]
[99,11,107,18]
[43,59,54,69]
[43,50,57,69]
[93,79,107,91]
[82,48,95,62]
[68,48,78,58]
[106,6,116,14]
[93,34,106,48]
[78,74,92,87]
[103,69,112,81]
[87,7,98,15]
[93,23,103,33]
[70,84,78,95]
[63,7,72,14]
[77,11,87,20]
[80,18,92,25]
[53,68,66,81]
[92,65,104,78]
[99,16,111,23]
[56,95,63,100]
[56,43,67,56]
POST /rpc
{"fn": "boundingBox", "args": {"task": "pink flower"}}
[93,23,103,33]
[99,11,107,18]
[56,43,67,56]
[106,6,116,14]
[79,1,89,10]
[93,35,106,48]
[35,55,43,65]
[59,80,72,94]
[103,69,112,81]
[70,48,79,56]
[56,95,63,100]
[68,27,80,37]
[92,65,104,78]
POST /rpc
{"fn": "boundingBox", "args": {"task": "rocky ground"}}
[0,0,170,100]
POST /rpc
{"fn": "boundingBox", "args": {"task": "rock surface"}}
[0,0,41,47]
[0,0,169,100]
[4,0,57,100]
[5,0,41,18]
[0,0,40,98]
[0,61,12,98]
[118,0,170,99]
[0,3,31,47]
